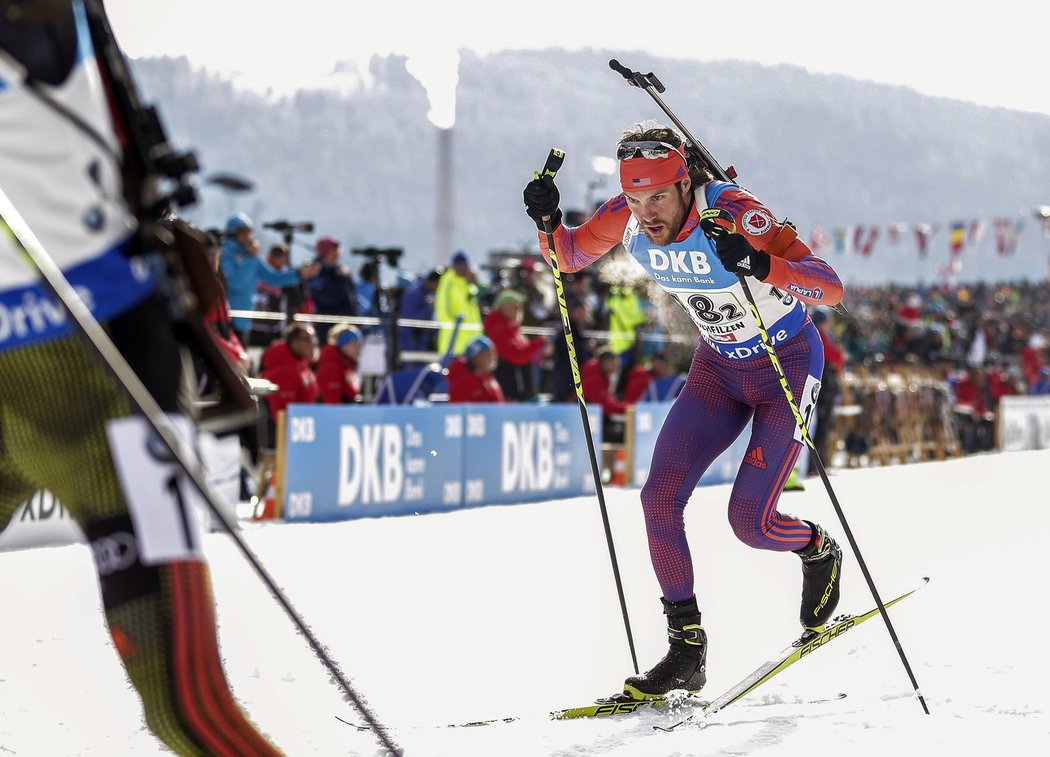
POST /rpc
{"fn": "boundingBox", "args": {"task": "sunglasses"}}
[616,141,687,162]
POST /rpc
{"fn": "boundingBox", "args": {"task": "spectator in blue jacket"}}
[219,213,319,339]
[398,268,442,368]
[308,235,358,344]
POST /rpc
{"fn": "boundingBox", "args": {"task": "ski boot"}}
[623,596,707,700]
[795,520,843,631]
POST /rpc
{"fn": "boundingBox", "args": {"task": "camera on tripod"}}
[352,246,404,267]
[262,220,315,234]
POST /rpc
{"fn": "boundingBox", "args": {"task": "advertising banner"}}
[999,396,1050,451]
[459,404,601,507]
[283,403,602,522]
[283,404,466,522]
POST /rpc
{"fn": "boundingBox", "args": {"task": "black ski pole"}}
[608,59,929,714]
[536,149,640,675]
[0,189,403,756]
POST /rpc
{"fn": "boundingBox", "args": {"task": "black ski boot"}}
[795,520,843,630]
[623,596,707,700]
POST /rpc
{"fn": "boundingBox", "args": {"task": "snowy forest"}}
[133,48,1050,283]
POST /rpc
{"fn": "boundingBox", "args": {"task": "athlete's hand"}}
[523,175,562,231]
[700,214,771,280]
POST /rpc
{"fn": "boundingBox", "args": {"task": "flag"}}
[810,224,832,254]
[832,227,848,254]
[994,217,1024,255]
[914,223,935,256]
[887,222,908,245]
[854,225,879,256]
[1011,218,1026,252]
[967,219,986,247]
[949,221,966,257]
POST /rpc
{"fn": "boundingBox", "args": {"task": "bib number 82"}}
[686,293,744,325]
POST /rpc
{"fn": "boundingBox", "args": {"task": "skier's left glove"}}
[700,212,771,280]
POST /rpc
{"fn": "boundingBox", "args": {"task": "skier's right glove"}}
[523,175,562,231]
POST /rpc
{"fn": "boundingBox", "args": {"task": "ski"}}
[552,690,708,720]
[335,692,846,732]
[656,576,930,732]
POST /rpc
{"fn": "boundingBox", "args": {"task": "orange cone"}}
[612,447,627,486]
[254,470,277,520]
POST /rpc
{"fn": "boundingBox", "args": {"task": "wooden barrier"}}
[828,365,960,468]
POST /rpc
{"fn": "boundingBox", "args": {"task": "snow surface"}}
[1,450,1049,756]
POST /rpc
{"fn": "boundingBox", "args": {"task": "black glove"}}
[700,216,771,280]
[523,175,562,231]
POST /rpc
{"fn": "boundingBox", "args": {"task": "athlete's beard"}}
[639,186,691,246]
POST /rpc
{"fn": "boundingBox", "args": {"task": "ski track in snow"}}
[1,450,1049,755]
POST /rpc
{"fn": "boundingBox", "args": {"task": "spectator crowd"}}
[203,212,1050,460]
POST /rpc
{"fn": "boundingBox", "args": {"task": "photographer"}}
[220,213,320,341]
[308,235,358,343]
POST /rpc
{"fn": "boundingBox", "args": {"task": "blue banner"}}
[283,404,465,522]
[460,404,601,506]
[283,403,602,522]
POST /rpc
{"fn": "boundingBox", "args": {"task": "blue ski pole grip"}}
[541,148,565,180]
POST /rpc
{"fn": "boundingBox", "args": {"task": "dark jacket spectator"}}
[448,336,505,403]
[398,268,442,363]
[316,325,362,404]
[550,296,593,402]
[308,236,358,344]
[260,324,320,422]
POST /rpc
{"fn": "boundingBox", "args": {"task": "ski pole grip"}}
[541,148,565,180]
[537,149,566,224]
[609,59,632,79]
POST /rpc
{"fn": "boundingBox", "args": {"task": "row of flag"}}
[809,207,1050,259]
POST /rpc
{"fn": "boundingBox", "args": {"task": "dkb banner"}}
[283,404,602,522]
[459,404,602,506]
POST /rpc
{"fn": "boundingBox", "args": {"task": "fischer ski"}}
[656,576,929,732]
[335,692,847,732]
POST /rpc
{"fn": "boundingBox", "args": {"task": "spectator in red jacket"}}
[448,336,505,403]
[260,324,320,437]
[623,351,674,404]
[583,346,628,443]
[316,325,362,404]
[953,365,996,453]
[1020,333,1047,389]
[582,346,627,416]
[484,288,548,401]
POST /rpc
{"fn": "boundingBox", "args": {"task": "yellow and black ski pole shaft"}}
[537,148,639,675]
[609,59,929,714]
